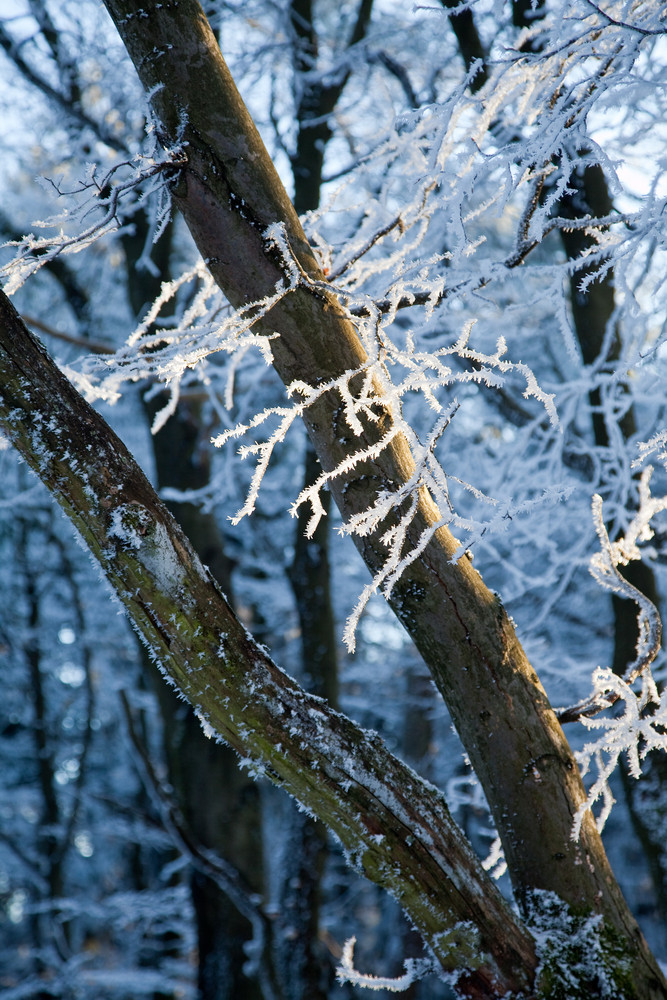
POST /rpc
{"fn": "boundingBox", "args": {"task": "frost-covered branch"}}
[559,471,666,726]
[550,466,667,838]
[0,290,538,997]
[2,147,187,296]
[336,937,435,993]
[572,668,666,838]
[585,0,667,36]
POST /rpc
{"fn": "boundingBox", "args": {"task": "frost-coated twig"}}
[585,0,667,36]
[2,148,187,296]
[328,182,437,282]
[571,667,667,839]
[558,471,665,725]
[554,464,667,835]
[336,937,435,993]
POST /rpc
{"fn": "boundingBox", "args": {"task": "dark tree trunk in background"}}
[122,218,267,1000]
[446,0,667,929]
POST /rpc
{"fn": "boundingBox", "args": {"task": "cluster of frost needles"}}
[2,141,187,298]
[571,452,667,837]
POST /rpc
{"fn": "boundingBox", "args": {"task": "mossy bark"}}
[0,290,539,996]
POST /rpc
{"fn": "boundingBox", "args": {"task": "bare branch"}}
[22,314,114,355]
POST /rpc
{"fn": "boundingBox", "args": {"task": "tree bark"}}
[0,289,538,997]
[97,9,667,991]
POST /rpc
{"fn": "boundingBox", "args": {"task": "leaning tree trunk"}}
[0,288,541,997]
[94,3,666,996]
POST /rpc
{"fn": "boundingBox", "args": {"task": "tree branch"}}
[0,22,127,151]
[21,314,113,355]
[0,288,537,997]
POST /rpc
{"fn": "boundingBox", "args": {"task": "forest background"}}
[1,1,667,998]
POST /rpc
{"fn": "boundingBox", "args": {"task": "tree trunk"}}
[98,9,665,990]
[0,288,540,996]
[119,213,268,1000]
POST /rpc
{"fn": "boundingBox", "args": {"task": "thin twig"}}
[22,315,113,355]
[586,0,665,36]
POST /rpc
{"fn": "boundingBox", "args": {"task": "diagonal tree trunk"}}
[3,0,667,993]
[0,288,539,997]
[94,3,666,994]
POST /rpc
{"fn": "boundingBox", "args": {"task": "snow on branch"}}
[336,937,434,993]
[560,464,667,839]
[214,403,303,523]
[590,475,664,671]
[1,147,187,296]
[69,259,285,414]
[559,468,666,727]
[572,668,665,839]
[442,322,558,427]
[634,431,667,473]
[205,313,558,650]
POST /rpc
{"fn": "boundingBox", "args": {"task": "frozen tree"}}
[2,0,667,997]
